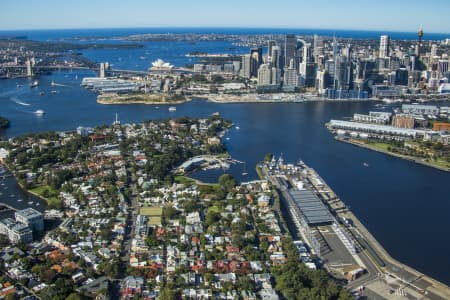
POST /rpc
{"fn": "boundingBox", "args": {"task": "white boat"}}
[235,126,240,130]
[29,80,39,88]
[169,106,177,112]
[363,162,369,167]
[36,203,40,206]
[51,81,55,86]
[155,106,159,109]
[34,109,45,116]
[18,199,23,202]
[28,201,33,205]
[226,137,230,141]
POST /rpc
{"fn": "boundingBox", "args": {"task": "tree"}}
[238,275,255,291]
[218,174,237,192]
[40,269,57,284]
[66,293,82,300]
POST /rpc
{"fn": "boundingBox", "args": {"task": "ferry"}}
[35,109,45,116]
[168,106,177,112]
[29,80,39,88]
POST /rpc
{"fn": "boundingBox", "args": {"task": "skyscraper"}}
[379,35,390,58]
[250,47,263,78]
[240,54,251,78]
[313,34,324,63]
[302,44,312,63]
[271,46,281,69]
[257,64,278,86]
[284,34,297,68]
[268,40,276,57]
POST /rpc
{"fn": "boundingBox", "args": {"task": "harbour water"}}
[0,28,449,285]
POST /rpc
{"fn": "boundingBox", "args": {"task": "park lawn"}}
[174,175,196,185]
[30,185,61,206]
[429,158,450,169]
[366,141,390,151]
[140,206,163,217]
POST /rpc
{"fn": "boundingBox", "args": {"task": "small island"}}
[0,115,10,129]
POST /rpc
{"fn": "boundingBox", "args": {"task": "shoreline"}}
[306,165,450,297]
[1,162,50,208]
[96,93,191,105]
[260,159,450,298]
[96,92,450,105]
[336,137,450,173]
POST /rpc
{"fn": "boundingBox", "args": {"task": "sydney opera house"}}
[149,59,174,72]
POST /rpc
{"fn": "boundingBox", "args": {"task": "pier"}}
[260,157,450,300]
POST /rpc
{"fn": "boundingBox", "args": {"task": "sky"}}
[1,0,449,33]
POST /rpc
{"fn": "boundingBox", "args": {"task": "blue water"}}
[0,29,450,285]
[0,27,449,41]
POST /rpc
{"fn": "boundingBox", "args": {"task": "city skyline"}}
[1,0,450,33]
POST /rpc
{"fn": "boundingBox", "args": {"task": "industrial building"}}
[328,119,426,138]
[288,189,334,226]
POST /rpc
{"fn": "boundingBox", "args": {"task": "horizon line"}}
[1,25,450,36]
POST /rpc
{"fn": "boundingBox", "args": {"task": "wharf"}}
[261,158,450,299]
[303,163,450,299]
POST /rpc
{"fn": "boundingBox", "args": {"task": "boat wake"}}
[52,82,71,88]
[0,89,21,98]
[11,96,31,106]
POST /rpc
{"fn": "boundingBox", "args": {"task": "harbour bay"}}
[0,29,449,286]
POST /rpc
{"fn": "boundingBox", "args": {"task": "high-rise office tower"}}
[250,47,263,78]
[257,64,272,86]
[302,44,312,63]
[431,44,438,57]
[268,40,276,57]
[271,46,281,69]
[240,54,251,78]
[284,34,297,68]
[379,35,390,58]
[257,64,278,86]
[313,34,323,63]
